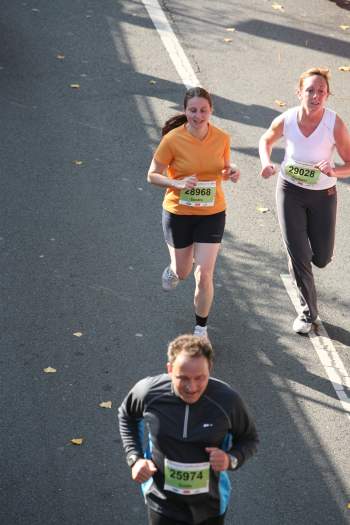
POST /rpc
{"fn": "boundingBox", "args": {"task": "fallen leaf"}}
[275,99,287,107]
[271,3,284,11]
[223,38,233,43]
[257,207,270,213]
[135,333,143,337]
[99,401,112,409]
[225,28,236,32]
[149,80,157,85]
[338,66,350,72]
[72,160,83,166]
[339,25,350,30]
[73,331,83,337]
[69,83,80,89]
[43,366,57,373]
[70,438,84,445]
[56,53,65,60]
[347,502,350,509]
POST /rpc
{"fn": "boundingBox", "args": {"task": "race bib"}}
[284,161,320,185]
[164,458,210,495]
[179,181,216,207]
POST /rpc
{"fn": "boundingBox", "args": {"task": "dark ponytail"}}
[162,114,187,136]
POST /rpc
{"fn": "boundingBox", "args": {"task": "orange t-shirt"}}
[154,123,231,215]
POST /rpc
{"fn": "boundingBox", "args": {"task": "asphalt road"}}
[1,1,350,524]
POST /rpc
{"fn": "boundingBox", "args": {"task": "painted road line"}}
[281,273,350,422]
[141,0,200,88]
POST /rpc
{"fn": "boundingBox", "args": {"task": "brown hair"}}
[161,87,213,136]
[298,67,331,94]
[167,334,214,367]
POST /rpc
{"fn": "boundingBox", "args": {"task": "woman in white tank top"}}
[259,68,350,334]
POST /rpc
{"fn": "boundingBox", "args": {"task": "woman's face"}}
[298,75,329,113]
[185,96,212,131]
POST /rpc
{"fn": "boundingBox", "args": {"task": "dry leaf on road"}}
[69,83,80,89]
[70,438,84,445]
[43,366,57,373]
[275,99,287,107]
[72,160,83,166]
[257,207,270,213]
[223,38,233,43]
[339,25,350,31]
[271,3,284,11]
[226,28,236,32]
[73,331,83,337]
[338,66,350,72]
[99,401,112,409]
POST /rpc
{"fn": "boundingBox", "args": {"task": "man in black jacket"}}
[118,334,258,525]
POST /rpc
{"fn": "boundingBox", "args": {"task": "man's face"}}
[167,351,210,404]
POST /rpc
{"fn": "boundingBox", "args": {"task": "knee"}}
[312,255,332,269]
[194,266,213,287]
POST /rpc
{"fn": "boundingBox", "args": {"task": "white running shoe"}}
[293,316,312,334]
[193,325,209,340]
[293,315,322,335]
[162,266,179,291]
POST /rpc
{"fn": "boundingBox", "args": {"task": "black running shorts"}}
[162,210,226,249]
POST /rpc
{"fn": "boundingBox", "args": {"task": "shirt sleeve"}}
[118,377,152,461]
[228,392,259,468]
[153,134,174,166]
[224,134,231,165]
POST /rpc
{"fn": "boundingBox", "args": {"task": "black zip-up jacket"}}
[118,374,258,524]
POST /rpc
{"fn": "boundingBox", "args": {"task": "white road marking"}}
[141,0,200,88]
[281,273,350,422]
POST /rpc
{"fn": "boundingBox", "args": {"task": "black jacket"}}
[118,374,258,524]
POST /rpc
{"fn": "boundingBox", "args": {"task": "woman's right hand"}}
[173,174,198,190]
[260,164,276,179]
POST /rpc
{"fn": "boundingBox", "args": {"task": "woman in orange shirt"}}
[147,87,239,339]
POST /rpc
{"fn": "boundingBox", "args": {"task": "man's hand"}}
[205,447,230,472]
[131,459,157,483]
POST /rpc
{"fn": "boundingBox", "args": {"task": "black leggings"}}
[147,507,225,525]
[276,177,337,321]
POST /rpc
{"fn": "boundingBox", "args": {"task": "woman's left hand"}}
[222,164,240,183]
[315,160,335,178]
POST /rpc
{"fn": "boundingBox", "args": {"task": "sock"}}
[195,314,208,327]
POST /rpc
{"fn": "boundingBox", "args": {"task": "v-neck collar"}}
[296,108,325,139]
[184,122,211,143]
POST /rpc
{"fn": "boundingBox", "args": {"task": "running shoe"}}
[161,266,179,291]
[293,316,312,334]
[193,325,209,340]
[293,315,321,334]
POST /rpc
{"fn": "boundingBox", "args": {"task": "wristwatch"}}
[228,454,238,470]
[127,453,141,468]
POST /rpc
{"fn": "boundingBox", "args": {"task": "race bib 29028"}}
[284,161,320,185]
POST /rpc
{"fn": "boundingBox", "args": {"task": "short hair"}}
[167,334,214,367]
[298,67,331,94]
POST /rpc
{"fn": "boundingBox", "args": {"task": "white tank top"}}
[280,106,337,190]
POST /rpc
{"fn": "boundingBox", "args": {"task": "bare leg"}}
[193,243,221,317]
[167,243,194,280]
